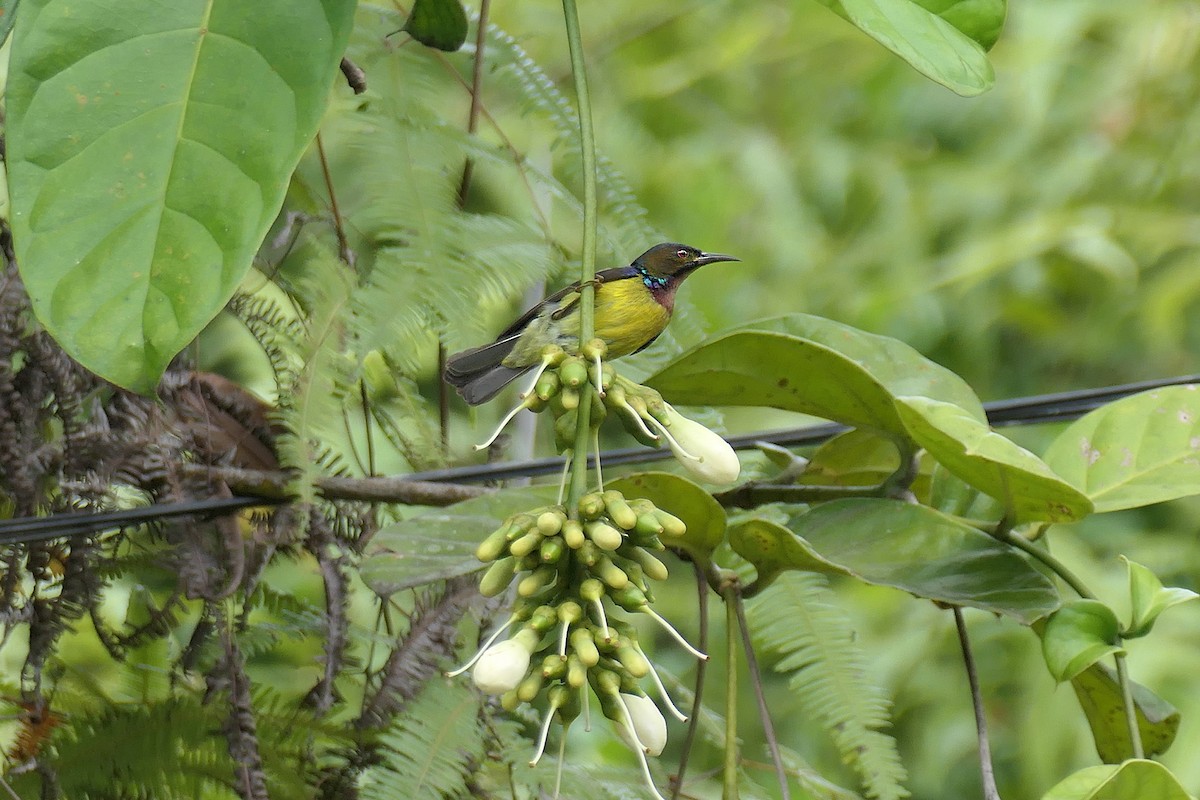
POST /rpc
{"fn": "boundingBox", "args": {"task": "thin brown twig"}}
[457,0,492,206]
[734,588,791,800]
[439,344,450,455]
[360,381,377,476]
[429,50,553,235]
[314,133,354,266]
[953,607,1002,800]
[339,57,367,94]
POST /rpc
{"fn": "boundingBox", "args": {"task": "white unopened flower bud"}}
[472,629,537,695]
[652,405,740,485]
[615,692,668,757]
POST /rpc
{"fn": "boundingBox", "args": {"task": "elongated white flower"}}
[473,629,537,695]
[614,693,668,757]
[649,405,740,485]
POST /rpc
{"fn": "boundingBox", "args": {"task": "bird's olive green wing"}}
[495,266,639,340]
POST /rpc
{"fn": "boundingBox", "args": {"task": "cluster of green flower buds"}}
[450,489,702,799]
[473,492,680,601]
[474,340,741,486]
[473,341,611,454]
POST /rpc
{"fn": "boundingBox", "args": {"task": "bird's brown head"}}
[633,242,739,282]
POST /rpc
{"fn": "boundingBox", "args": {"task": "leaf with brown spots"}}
[1043,385,1200,512]
[647,313,984,443]
[729,499,1060,622]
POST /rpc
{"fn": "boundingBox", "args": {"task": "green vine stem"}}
[560,0,598,512]
[722,582,741,800]
[993,526,1144,759]
[734,588,791,799]
[994,527,1096,601]
[1114,652,1145,759]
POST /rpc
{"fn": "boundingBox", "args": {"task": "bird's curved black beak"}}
[694,252,740,267]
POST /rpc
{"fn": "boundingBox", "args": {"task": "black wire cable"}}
[0,496,282,546]
[2,373,1197,546]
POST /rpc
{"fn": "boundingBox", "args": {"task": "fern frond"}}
[244,581,324,621]
[481,23,719,377]
[359,679,484,800]
[748,572,909,800]
[228,291,303,392]
[272,243,357,502]
[484,24,658,250]
[46,698,231,800]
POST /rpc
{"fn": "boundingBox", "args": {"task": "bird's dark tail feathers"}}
[444,336,530,405]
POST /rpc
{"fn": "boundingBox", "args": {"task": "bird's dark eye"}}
[676,248,689,259]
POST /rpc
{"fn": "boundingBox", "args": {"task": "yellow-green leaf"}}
[7,0,356,392]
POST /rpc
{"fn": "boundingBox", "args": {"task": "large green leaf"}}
[1071,663,1180,763]
[1041,760,1192,800]
[6,0,356,392]
[728,500,1059,622]
[813,0,995,96]
[647,314,984,442]
[1123,557,1198,640]
[1043,386,1200,512]
[1041,600,1123,683]
[360,487,558,597]
[607,471,727,565]
[896,396,1093,523]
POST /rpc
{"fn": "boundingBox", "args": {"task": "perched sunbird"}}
[445,242,738,405]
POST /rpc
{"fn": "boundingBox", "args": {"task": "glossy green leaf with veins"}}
[896,396,1093,523]
[729,499,1058,622]
[647,314,984,443]
[812,0,995,96]
[6,0,356,392]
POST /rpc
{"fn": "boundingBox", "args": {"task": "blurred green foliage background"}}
[68,0,1200,797]
[422,2,1200,797]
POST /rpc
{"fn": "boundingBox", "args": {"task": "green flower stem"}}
[1114,652,1145,759]
[996,527,1144,758]
[722,582,740,800]
[670,561,711,800]
[561,0,598,512]
[994,528,1096,601]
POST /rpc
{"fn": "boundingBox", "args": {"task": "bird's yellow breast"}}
[501,276,673,368]
[592,278,672,358]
